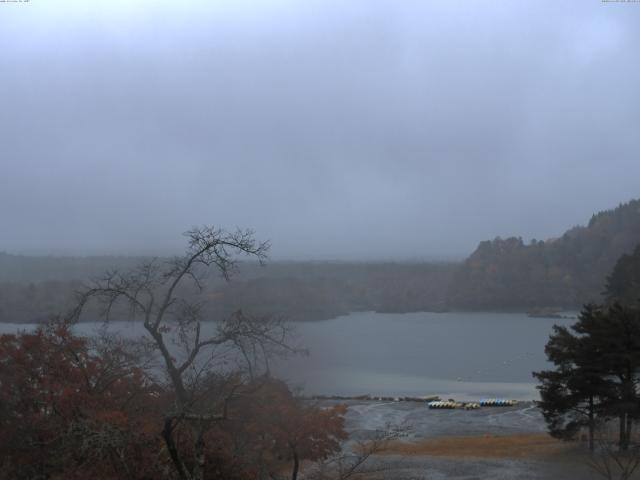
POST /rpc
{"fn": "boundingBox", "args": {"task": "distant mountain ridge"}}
[0,256,456,323]
[0,253,147,283]
[447,199,640,309]
[2,199,640,322]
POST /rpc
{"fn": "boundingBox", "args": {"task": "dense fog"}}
[2,0,640,259]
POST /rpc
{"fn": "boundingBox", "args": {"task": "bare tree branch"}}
[68,226,298,480]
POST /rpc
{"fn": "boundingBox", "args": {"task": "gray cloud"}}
[1,0,639,259]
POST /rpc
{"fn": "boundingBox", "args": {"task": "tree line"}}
[3,198,639,321]
[448,199,640,310]
[0,259,455,324]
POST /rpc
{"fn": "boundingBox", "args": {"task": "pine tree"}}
[534,304,640,451]
[605,244,640,306]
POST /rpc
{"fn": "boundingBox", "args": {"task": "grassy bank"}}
[379,433,573,459]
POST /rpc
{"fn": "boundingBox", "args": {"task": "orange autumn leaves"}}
[0,323,163,479]
[0,324,348,480]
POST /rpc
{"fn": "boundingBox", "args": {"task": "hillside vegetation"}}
[2,199,640,322]
[605,243,640,306]
[447,199,640,309]
[0,259,455,323]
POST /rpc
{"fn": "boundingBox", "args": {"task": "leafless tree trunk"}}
[304,424,407,480]
[586,422,640,480]
[291,446,300,480]
[70,226,301,480]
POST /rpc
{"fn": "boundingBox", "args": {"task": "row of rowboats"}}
[428,398,518,409]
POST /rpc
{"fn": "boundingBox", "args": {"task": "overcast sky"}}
[1,0,639,260]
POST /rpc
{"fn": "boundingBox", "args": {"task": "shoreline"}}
[337,399,590,479]
[308,394,539,403]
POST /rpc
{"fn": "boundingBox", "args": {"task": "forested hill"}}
[0,258,456,323]
[0,253,145,283]
[447,199,640,310]
[3,199,640,322]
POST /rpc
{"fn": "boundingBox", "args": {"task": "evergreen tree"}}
[533,304,609,450]
[534,304,640,451]
[577,304,640,450]
[605,244,640,306]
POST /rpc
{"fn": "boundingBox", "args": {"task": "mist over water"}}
[273,311,573,400]
[0,311,573,400]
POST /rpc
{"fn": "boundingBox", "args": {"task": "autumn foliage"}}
[0,323,348,480]
[0,322,164,479]
[226,379,348,479]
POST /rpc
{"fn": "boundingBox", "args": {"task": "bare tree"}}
[303,423,408,480]
[586,422,640,480]
[70,226,301,480]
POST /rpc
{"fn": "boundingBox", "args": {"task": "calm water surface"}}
[273,311,574,400]
[0,311,573,400]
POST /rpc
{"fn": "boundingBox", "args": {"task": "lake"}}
[0,311,574,400]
